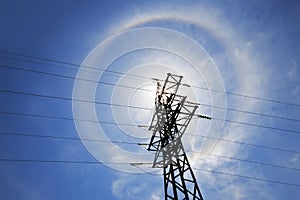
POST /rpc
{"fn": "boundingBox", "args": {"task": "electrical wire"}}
[0,50,151,80]
[1,114,299,155]
[1,87,299,135]
[211,117,300,135]
[1,51,299,190]
[0,158,131,165]
[193,167,300,188]
[200,103,300,123]
[0,111,146,127]
[1,129,299,172]
[0,130,141,145]
[1,63,300,123]
[1,50,300,107]
[130,164,162,176]
[0,64,152,92]
[187,150,300,172]
[189,85,300,107]
[0,157,299,188]
[0,89,152,111]
[0,54,130,80]
[186,133,300,155]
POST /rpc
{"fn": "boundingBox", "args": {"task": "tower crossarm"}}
[148,101,198,168]
[147,73,184,152]
[147,94,186,153]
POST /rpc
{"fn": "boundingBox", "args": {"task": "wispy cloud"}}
[74,1,299,199]
[106,2,273,198]
[112,174,162,200]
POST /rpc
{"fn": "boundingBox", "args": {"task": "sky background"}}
[1,0,300,199]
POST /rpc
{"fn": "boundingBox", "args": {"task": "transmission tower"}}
[147,73,207,200]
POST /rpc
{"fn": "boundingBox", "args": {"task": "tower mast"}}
[147,73,207,199]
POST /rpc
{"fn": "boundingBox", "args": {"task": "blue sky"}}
[1,0,300,199]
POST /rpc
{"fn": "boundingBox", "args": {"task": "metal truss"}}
[147,73,204,200]
[163,139,203,200]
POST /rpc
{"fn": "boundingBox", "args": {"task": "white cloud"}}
[286,59,298,82]
[150,190,162,200]
[112,174,163,200]
[290,154,300,164]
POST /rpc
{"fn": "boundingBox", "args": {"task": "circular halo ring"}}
[72,27,226,173]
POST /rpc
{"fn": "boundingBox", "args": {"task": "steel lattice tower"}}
[147,73,205,200]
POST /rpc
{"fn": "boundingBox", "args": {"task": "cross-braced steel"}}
[148,73,204,200]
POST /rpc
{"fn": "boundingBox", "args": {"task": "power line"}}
[1,88,300,135]
[198,112,300,135]
[0,89,152,111]
[211,117,300,135]
[0,111,142,127]
[186,133,300,155]
[2,51,300,192]
[1,112,299,155]
[0,54,130,80]
[0,158,133,165]
[1,129,299,172]
[0,130,141,145]
[1,50,299,107]
[200,103,300,123]
[0,64,152,92]
[2,63,300,123]
[188,150,300,172]
[131,164,163,176]
[0,157,299,188]
[0,50,151,80]
[189,85,300,107]
[193,167,300,188]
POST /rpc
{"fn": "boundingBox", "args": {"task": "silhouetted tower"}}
[147,73,206,200]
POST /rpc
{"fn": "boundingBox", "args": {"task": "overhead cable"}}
[0,90,299,134]
[1,64,300,123]
[0,158,299,188]
[1,130,300,172]
[1,50,299,107]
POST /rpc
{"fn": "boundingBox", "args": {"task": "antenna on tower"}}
[146,73,209,200]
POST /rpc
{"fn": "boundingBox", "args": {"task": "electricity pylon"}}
[147,73,206,200]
